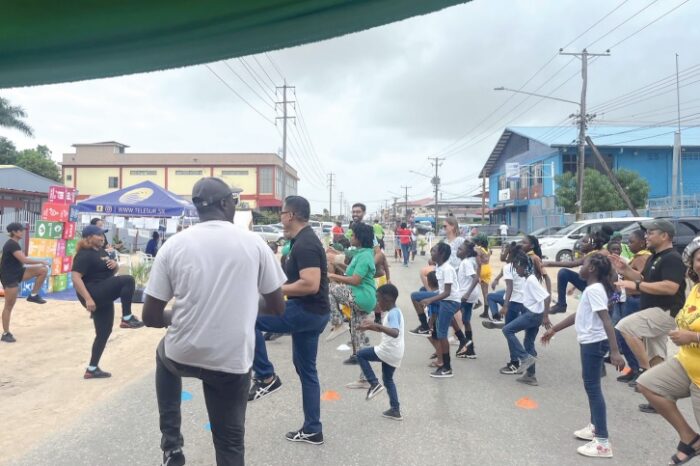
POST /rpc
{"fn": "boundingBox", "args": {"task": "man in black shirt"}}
[613,219,687,383]
[248,195,330,446]
[1,222,49,343]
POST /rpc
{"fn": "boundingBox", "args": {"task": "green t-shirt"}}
[346,247,377,313]
[373,223,384,238]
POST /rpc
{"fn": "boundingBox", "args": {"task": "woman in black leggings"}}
[72,225,136,379]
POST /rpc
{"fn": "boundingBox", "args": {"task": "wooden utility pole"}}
[585,136,639,216]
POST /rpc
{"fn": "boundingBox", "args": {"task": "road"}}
[10,255,692,465]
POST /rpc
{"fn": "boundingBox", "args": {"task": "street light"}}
[409,169,431,178]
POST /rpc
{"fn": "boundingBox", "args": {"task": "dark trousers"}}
[400,244,411,265]
[580,339,610,439]
[613,296,641,371]
[78,275,135,366]
[156,340,250,466]
[502,309,542,376]
[253,300,329,433]
[357,347,399,410]
[556,268,587,307]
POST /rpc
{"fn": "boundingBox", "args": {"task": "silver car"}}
[252,225,284,243]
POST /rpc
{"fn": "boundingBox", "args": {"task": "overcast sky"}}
[3,0,699,215]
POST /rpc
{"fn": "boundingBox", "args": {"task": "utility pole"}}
[327,172,335,220]
[392,197,399,224]
[673,53,684,213]
[400,185,411,221]
[339,191,344,220]
[276,82,295,201]
[559,48,610,220]
[481,177,486,223]
[429,157,444,230]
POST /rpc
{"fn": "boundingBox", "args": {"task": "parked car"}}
[619,216,700,254]
[415,221,433,235]
[529,226,564,237]
[252,225,284,243]
[321,222,334,234]
[539,217,651,262]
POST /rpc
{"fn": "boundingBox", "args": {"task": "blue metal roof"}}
[508,126,700,148]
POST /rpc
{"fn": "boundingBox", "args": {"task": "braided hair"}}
[525,235,543,259]
[586,253,616,298]
[511,251,538,281]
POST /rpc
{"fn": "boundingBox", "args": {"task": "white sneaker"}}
[574,424,595,441]
[448,335,459,346]
[345,380,371,389]
[577,438,612,458]
[325,324,348,342]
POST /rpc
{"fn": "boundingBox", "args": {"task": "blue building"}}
[479,126,700,232]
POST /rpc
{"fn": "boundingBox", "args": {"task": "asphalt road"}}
[10,256,694,465]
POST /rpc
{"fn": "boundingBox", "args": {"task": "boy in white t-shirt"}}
[501,251,550,386]
[357,284,404,421]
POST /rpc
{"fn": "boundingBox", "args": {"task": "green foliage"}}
[15,146,61,181]
[130,259,152,288]
[555,168,649,214]
[0,97,33,137]
[255,210,280,225]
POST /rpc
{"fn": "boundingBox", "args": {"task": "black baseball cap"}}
[82,225,107,238]
[192,178,242,207]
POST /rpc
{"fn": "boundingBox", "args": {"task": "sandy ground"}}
[0,299,164,464]
[0,250,574,464]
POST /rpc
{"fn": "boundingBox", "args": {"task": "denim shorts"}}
[460,301,474,324]
[411,290,439,316]
[436,300,459,339]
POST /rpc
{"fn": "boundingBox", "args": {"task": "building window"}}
[66,174,72,181]
[498,175,506,190]
[221,170,249,176]
[562,153,577,174]
[129,170,157,176]
[259,167,273,194]
[175,170,203,176]
[532,162,543,185]
[108,177,119,188]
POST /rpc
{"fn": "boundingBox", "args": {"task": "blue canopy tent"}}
[76,180,196,217]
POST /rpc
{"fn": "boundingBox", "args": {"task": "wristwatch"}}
[635,280,641,292]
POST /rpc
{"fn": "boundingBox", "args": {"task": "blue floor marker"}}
[204,422,211,431]
[181,391,193,401]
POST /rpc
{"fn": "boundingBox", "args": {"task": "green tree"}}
[0,97,33,136]
[0,136,18,165]
[555,168,649,213]
[16,146,61,181]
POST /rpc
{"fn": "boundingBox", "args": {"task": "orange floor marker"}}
[321,390,341,401]
[621,367,632,376]
[515,397,538,410]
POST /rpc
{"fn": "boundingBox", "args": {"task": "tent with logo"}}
[76,180,195,217]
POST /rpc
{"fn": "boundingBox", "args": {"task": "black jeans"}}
[156,340,250,466]
[78,275,135,367]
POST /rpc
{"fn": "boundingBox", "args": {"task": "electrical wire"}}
[607,0,693,50]
[222,61,274,109]
[204,64,275,125]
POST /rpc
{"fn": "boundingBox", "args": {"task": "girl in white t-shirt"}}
[456,241,481,359]
[541,254,624,459]
[419,242,461,378]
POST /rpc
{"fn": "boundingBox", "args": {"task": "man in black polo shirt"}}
[613,219,686,384]
[248,195,330,445]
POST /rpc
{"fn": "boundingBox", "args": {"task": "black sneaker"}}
[343,354,359,365]
[120,316,145,329]
[430,367,453,378]
[366,383,385,400]
[455,339,468,355]
[482,320,505,330]
[1,332,16,343]
[549,303,567,314]
[499,362,520,375]
[248,375,282,401]
[628,369,646,388]
[382,408,403,421]
[84,367,111,379]
[162,448,185,466]
[616,370,637,383]
[27,294,47,304]
[409,325,430,336]
[285,429,324,445]
[639,403,658,414]
[465,344,477,359]
[478,311,490,319]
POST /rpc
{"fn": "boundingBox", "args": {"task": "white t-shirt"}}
[436,262,461,302]
[146,220,287,374]
[575,283,610,344]
[499,224,508,235]
[448,236,465,269]
[522,274,549,314]
[457,257,481,303]
[374,307,405,368]
[503,263,525,303]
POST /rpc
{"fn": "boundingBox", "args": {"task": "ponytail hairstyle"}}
[434,242,451,264]
[511,250,539,281]
[587,253,616,298]
[525,235,543,259]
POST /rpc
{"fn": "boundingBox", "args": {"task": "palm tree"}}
[0,97,33,137]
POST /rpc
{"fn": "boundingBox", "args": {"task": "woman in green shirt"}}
[328,223,377,365]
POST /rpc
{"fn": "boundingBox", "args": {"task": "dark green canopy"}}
[0,0,468,88]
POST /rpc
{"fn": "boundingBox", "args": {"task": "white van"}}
[539,217,651,262]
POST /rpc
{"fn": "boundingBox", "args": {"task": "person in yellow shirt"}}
[474,235,493,319]
[637,237,700,465]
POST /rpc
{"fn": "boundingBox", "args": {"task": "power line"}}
[607,0,692,50]
[222,61,274,109]
[252,55,278,88]
[586,0,660,48]
[265,53,286,81]
[239,57,277,101]
[204,64,275,125]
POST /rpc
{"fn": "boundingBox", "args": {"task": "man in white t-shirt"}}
[143,178,286,466]
[499,224,508,245]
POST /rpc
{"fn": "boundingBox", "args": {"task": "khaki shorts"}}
[637,357,700,425]
[616,307,675,361]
